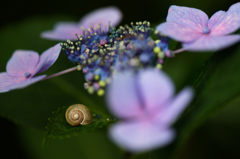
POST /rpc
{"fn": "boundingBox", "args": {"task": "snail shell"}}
[65,104,92,126]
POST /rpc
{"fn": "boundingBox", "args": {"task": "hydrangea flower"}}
[106,69,193,152]
[41,6,123,41]
[61,21,170,95]
[156,2,240,51]
[0,44,61,93]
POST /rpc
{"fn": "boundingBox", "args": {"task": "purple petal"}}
[106,71,143,119]
[33,43,61,75]
[6,50,39,77]
[182,34,240,51]
[138,69,174,113]
[208,11,226,31]
[79,6,122,31]
[109,121,175,153]
[208,8,240,36]
[228,2,240,13]
[0,73,23,93]
[156,22,203,42]
[167,5,209,31]
[155,87,193,125]
[41,22,81,40]
[8,75,46,90]
[0,73,45,93]
[41,7,122,41]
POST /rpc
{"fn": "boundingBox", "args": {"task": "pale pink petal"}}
[79,6,122,31]
[138,69,174,113]
[8,75,46,90]
[106,71,143,119]
[209,10,240,36]
[167,5,209,31]
[156,22,203,42]
[6,50,39,77]
[109,121,175,153]
[33,43,61,75]
[41,22,81,41]
[182,35,240,51]
[155,87,193,125]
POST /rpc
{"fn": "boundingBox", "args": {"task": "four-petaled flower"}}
[41,6,123,41]
[106,69,193,152]
[156,2,240,51]
[0,43,61,93]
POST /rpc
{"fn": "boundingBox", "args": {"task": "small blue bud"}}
[139,53,150,63]
[203,27,210,34]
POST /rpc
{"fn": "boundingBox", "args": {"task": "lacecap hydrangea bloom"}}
[0,44,61,93]
[60,21,171,95]
[41,6,122,41]
[106,69,193,152]
[156,2,240,51]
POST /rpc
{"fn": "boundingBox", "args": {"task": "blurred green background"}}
[1,0,240,158]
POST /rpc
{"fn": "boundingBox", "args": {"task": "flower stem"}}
[41,66,79,81]
[173,48,185,54]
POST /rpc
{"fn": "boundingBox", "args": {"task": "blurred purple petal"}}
[138,69,174,113]
[156,87,193,125]
[0,73,23,92]
[156,22,203,42]
[8,75,46,90]
[54,22,79,32]
[106,69,193,152]
[79,6,122,30]
[106,71,143,119]
[41,22,81,41]
[33,43,61,75]
[109,121,175,153]
[207,11,226,33]
[182,35,240,51]
[209,10,240,36]
[228,2,240,13]
[0,73,46,93]
[41,6,122,41]
[6,50,39,77]
[167,5,208,31]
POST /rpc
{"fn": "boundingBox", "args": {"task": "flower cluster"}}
[60,23,115,95]
[60,20,172,95]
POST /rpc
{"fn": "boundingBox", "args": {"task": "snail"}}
[65,104,92,126]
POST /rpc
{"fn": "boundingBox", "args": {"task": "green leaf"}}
[43,106,115,143]
[180,42,240,141]
[155,42,240,158]
[0,15,110,130]
[19,126,123,159]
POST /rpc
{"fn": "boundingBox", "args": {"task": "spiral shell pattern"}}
[65,104,92,126]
